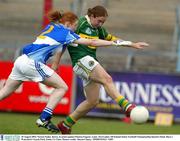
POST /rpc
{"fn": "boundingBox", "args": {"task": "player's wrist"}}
[112,41,117,46]
[113,40,133,47]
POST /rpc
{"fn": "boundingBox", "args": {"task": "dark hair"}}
[60,11,78,24]
[87,5,108,18]
[47,10,62,22]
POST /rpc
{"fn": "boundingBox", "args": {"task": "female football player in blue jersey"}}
[0,10,130,133]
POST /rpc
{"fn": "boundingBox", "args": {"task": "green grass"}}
[0,112,180,134]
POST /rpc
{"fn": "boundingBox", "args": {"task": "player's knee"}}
[57,83,68,92]
[62,83,68,92]
[87,99,99,107]
[102,75,113,85]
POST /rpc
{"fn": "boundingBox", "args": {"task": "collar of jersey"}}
[85,15,94,28]
[51,22,63,28]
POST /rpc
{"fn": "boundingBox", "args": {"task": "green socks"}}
[64,115,76,128]
[115,96,131,111]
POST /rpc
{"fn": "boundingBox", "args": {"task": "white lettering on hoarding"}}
[99,81,180,107]
[135,83,149,104]
[100,87,111,102]
[0,79,6,89]
[29,95,68,105]
[39,83,54,95]
[120,82,134,102]
[150,84,161,105]
[173,85,180,106]
[162,85,173,106]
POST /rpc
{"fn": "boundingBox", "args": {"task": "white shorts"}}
[73,55,99,86]
[9,54,54,82]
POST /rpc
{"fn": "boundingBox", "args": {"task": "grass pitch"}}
[0,112,180,134]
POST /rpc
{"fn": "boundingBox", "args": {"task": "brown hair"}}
[47,10,62,22]
[87,5,108,18]
[60,11,78,24]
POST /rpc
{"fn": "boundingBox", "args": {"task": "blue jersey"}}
[22,23,80,64]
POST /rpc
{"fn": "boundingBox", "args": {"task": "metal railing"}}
[0,0,178,73]
[176,4,180,72]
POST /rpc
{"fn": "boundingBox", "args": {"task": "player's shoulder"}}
[78,16,89,28]
[79,16,87,23]
[54,23,71,33]
[51,23,66,30]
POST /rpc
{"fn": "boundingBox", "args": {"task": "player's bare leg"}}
[89,64,136,116]
[42,72,68,110]
[70,82,100,120]
[58,82,100,134]
[0,78,22,100]
[36,72,68,133]
[58,63,136,134]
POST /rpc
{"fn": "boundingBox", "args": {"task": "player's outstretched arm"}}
[131,42,149,49]
[114,40,149,49]
[74,38,149,49]
[74,38,115,47]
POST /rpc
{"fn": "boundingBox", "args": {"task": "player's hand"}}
[131,42,149,49]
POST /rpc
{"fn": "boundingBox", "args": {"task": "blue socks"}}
[40,107,53,121]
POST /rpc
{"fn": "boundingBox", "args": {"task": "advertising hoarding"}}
[75,72,180,121]
[0,61,73,115]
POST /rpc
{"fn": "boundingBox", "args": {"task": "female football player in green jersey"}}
[57,6,148,134]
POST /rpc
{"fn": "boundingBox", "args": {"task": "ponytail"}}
[59,12,78,24]
[47,10,62,23]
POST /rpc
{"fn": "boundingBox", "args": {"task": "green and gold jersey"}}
[67,15,118,66]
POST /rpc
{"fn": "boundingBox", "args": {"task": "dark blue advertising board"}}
[75,72,180,121]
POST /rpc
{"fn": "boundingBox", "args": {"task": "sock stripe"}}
[67,116,75,124]
[69,115,76,123]
[124,103,131,111]
[63,123,70,129]
[122,99,129,107]
[64,121,71,127]
[118,98,126,106]
[115,96,124,103]
[40,107,53,121]
[64,116,76,128]
[44,109,53,115]
[44,107,53,112]
[115,96,131,111]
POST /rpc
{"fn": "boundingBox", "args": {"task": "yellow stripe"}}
[79,33,98,49]
[115,96,124,103]
[38,25,54,39]
[105,34,118,41]
[38,36,46,39]
[122,99,129,107]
